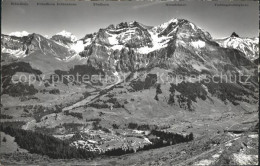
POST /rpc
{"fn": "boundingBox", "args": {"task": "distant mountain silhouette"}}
[231,32,239,37]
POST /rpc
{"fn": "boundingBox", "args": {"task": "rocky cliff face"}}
[73,19,257,80]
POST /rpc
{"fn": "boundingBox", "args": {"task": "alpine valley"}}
[0,18,259,165]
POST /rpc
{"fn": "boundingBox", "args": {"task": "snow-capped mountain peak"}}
[9,31,29,37]
[157,18,178,30]
[56,30,72,37]
[215,34,259,61]
[230,32,239,37]
[56,30,77,42]
[44,35,50,39]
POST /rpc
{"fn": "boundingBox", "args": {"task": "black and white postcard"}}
[0,0,259,165]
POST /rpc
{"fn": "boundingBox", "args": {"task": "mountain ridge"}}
[4,19,258,64]
[1,18,258,165]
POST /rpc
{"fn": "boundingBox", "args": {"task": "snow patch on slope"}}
[57,39,92,55]
[159,18,178,30]
[111,45,124,50]
[1,48,27,58]
[70,40,86,53]
[107,33,119,45]
[137,30,171,54]
[189,23,196,30]
[191,40,205,49]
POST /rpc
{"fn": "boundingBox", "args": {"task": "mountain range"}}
[0,18,259,165]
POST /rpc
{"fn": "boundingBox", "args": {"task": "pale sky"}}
[1,0,259,39]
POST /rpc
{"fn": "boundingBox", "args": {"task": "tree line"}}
[104,130,194,156]
[0,125,97,159]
